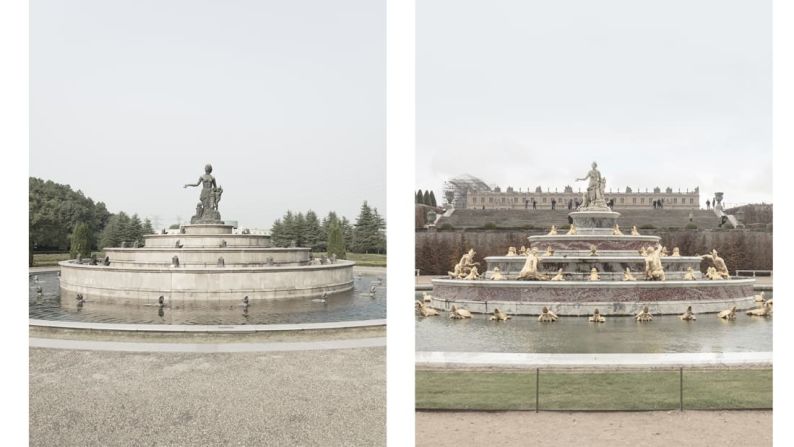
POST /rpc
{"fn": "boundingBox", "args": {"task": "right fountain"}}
[430,162,756,316]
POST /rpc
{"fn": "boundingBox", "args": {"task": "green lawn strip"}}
[417,369,772,411]
[312,252,386,267]
[32,253,70,266]
[683,368,772,409]
[416,371,535,410]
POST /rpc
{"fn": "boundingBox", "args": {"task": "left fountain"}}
[59,164,354,304]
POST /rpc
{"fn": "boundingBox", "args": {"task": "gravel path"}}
[416,410,771,447]
[30,347,385,446]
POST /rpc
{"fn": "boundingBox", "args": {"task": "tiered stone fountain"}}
[59,164,354,304]
[429,163,756,316]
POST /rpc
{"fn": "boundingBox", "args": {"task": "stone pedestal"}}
[569,210,621,235]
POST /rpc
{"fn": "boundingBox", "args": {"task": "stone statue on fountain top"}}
[184,164,224,224]
[575,162,609,210]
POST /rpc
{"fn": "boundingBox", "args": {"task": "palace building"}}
[444,174,701,210]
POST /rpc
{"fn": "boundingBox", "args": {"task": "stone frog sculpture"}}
[544,245,555,256]
[747,300,772,317]
[566,225,577,235]
[631,225,640,236]
[718,306,737,320]
[449,304,472,319]
[701,249,730,279]
[589,308,606,323]
[551,268,565,281]
[623,268,637,281]
[680,306,697,321]
[548,225,558,236]
[754,292,766,303]
[519,246,528,255]
[415,300,439,317]
[612,224,623,236]
[489,308,511,321]
[635,306,653,322]
[490,267,506,281]
[538,306,558,322]
[517,248,549,281]
[589,245,598,256]
[683,267,697,280]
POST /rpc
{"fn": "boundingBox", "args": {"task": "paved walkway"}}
[30,346,385,446]
[416,410,771,447]
[416,351,773,369]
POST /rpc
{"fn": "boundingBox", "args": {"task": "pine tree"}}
[416,189,423,204]
[303,210,322,250]
[270,218,286,247]
[294,212,306,247]
[341,217,354,249]
[326,220,346,259]
[429,191,437,207]
[69,223,92,259]
[423,190,431,205]
[142,218,155,235]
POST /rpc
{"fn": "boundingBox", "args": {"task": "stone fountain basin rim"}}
[485,255,703,262]
[59,259,355,273]
[415,351,773,370]
[528,235,660,241]
[29,317,385,333]
[144,233,271,239]
[104,247,309,252]
[431,278,755,288]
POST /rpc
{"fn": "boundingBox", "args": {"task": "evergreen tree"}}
[429,191,437,207]
[341,217,354,249]
[294,212,306,247]
[281,211,297,246]
[303,210,322,250]
[326,220,346,259]
[142,218,155,235]
[423,190,431,205]
[270,218,286,247]
[416,189,423,204]
[69,223,92,259]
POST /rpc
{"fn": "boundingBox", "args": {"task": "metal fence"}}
[415,367,772,412]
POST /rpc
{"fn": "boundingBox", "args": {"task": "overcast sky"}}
[417,0,772,208]
[30,0,385,229]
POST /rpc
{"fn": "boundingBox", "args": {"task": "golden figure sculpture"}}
[551,268,565,281]
[661,246,669,257]
[631,225,640,236]
[623,268,637,281]
[463,266,481,280]
[635,306,653,322]
[705,266,722,280]
[415,300,439,317]
[680,305,697,321]
[644,245,666,281]
[505,247,518,257]
[718,306,737,320]
[449,304,472,319]
[490,308,511,321]
[589,308,606,323]
[517,248,549,281]
[548,225,558,236]
[567,224,577,235]
[672,247,681,257]
[747,300,772,317]
[754,292,766,303]
[544,245,555,256]
[589,244,598,256]
[449,248,480,279]
[422,291,433,303]
[683,267,697,280]
[538,306,558,322]
[589,267,600,281]
[520,246,528,255]
[490,267,506,281]
[701,249,730,279]
[612,224,623,236]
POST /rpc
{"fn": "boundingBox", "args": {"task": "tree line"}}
[270,201,386,256]
[29,178,155,262]
[415,189,437,207]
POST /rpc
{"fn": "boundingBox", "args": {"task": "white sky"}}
[30,0,385,229]
[416,0,772,208]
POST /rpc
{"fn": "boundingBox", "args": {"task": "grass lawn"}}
[313,252,386,267]
[31,253,70,266]
[416,368,772,411]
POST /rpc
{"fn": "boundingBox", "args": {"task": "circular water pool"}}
[416,294,772,353]
[29,271,386,325]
